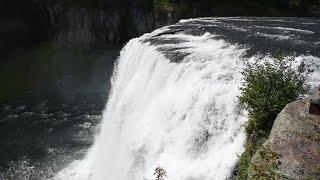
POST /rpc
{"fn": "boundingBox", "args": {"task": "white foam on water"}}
[255,32,291,41]
[54,26,320,180]
[293,56,320,89]
[54,31,249,180]
[253,25,315,34]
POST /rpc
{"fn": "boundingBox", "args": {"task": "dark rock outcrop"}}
[251,88,320,179]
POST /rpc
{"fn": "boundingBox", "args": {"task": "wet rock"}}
[251,91,320,179]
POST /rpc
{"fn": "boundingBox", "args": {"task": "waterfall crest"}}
[55,21,320,179]
[55,30,248,180]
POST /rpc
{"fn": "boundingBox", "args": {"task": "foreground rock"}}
[251,88,320,179]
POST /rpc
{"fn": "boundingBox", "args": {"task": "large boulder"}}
[251,88,320,179]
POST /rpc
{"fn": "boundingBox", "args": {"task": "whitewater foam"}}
[54,25,320,180]
[54,30,249,180]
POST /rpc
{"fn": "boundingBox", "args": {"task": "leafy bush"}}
[235,55,307,179]
[236,139,255,180]
[239,56,306,136]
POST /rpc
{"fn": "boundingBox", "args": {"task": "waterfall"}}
[54,23,319,180]
[55,29,248,180]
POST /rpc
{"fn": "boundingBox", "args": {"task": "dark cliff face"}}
[46,5,156,49]
[0,0,158,52]
[2,0,318,52]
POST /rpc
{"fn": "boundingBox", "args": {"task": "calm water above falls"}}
[55,17,320,180]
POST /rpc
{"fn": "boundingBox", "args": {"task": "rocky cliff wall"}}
[0,0,177,51]
[46,5,157,49]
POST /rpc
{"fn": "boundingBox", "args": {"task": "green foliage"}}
[154,0,176,11]
[251,145,280,180]
[239,56,306,136]
[235,55,307,179]
[236,138,256,180]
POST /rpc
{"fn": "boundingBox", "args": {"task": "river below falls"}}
[0,46,119,179]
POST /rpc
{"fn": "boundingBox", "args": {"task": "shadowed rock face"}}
[47,6,156,49]
[254,89,320,179]
[309,87,320,115]
[0,0,159,53]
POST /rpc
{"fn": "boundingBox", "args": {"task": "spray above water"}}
[55,18,320,180]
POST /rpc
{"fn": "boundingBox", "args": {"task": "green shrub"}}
[235,55,307,179]
[236,138,256,180]
[239,56,306,136]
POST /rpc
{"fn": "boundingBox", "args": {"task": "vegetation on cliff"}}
[235,55,307,179]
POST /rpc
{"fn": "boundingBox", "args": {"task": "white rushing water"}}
[55,26,320,180]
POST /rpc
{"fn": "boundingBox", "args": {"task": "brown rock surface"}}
[262,96,320,179]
